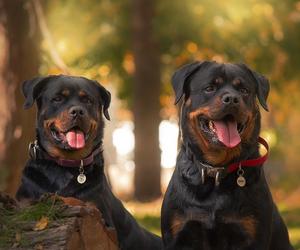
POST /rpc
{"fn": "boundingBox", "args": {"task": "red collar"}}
[28,141,103,167]
[182,137,269,186]
[227,137,269,173]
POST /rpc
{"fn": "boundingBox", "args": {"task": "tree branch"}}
[31,0,70,74]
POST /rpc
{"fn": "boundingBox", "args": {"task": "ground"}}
[1,192,299,249]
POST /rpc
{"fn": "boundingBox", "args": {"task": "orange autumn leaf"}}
[34,243,44,250]
[33,216,49,231]
[15,232,21,242]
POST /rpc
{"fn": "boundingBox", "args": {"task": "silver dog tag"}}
[237,176,246,187]
[77,173,86,184]
[237,165,246,187]
[77,160,86,184]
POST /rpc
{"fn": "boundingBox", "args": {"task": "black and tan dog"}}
[16,75,162,250]
[161,61,293,250]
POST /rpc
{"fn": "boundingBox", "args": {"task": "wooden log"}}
[0,192,119,250]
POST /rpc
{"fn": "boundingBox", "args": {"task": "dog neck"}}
[28,139,103,168]
[180,137,269,187]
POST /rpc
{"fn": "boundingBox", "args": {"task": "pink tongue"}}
[213,120,241,148]
[66,130,85,149]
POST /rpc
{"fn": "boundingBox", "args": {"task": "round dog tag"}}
[77,173,86,184]
[237,176,246,187]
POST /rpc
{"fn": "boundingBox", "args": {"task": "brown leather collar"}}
[28,140,103,167]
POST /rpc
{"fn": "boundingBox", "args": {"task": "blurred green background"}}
[0,0,299,248]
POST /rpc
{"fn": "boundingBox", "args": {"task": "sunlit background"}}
[1,0,300,247]
[108,118,179,198]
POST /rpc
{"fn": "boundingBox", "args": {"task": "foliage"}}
[44,0,131,101]
[44,0,300,92]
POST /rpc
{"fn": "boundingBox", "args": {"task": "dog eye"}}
[81,96,93,104]
[240,88,249,95]
[52,95,63,103]
[204,85,216,93]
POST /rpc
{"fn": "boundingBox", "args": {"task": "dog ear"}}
[239,64,270,111]
[171,61,207,104]
[94,81,111,120]
[22,76,52,109]
[252,73,269,111]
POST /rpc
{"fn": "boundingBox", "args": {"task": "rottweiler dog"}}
[161,61,293,250]
[16,75,162,250]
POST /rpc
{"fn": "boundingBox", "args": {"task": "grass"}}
[126,198,162,236]
[136,215,161,236]
[281,207,300,249]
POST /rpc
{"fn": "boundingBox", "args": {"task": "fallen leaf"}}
[11,242,19,248]
[33,216,49,231]
[15,232,21,242]
[34,243,43,250]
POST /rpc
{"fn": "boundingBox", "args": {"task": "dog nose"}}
[222,93,239,106]
[69,106,86,118]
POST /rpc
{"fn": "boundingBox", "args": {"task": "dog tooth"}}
[212,136,218,142]
[209,121,215,131]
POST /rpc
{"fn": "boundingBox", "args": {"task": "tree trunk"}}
[132,0,161,201]
[0,0,40,195]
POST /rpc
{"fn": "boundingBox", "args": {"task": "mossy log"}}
[0,192,118,250]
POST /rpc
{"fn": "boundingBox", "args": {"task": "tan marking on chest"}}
[222,215,257,239]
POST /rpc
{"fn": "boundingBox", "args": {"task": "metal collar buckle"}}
[28,140,39,160]
[200,162,225,186]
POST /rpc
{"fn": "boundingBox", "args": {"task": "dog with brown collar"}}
[16,75,162,250]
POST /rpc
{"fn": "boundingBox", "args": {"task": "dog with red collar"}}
[161,61,293,250]
[16,75,162,250]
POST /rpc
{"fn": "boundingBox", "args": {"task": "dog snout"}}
[69,106,86,118]
[221,93,240,107]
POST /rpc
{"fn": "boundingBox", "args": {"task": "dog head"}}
[23,75,111,160]
[172,61,269,165]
